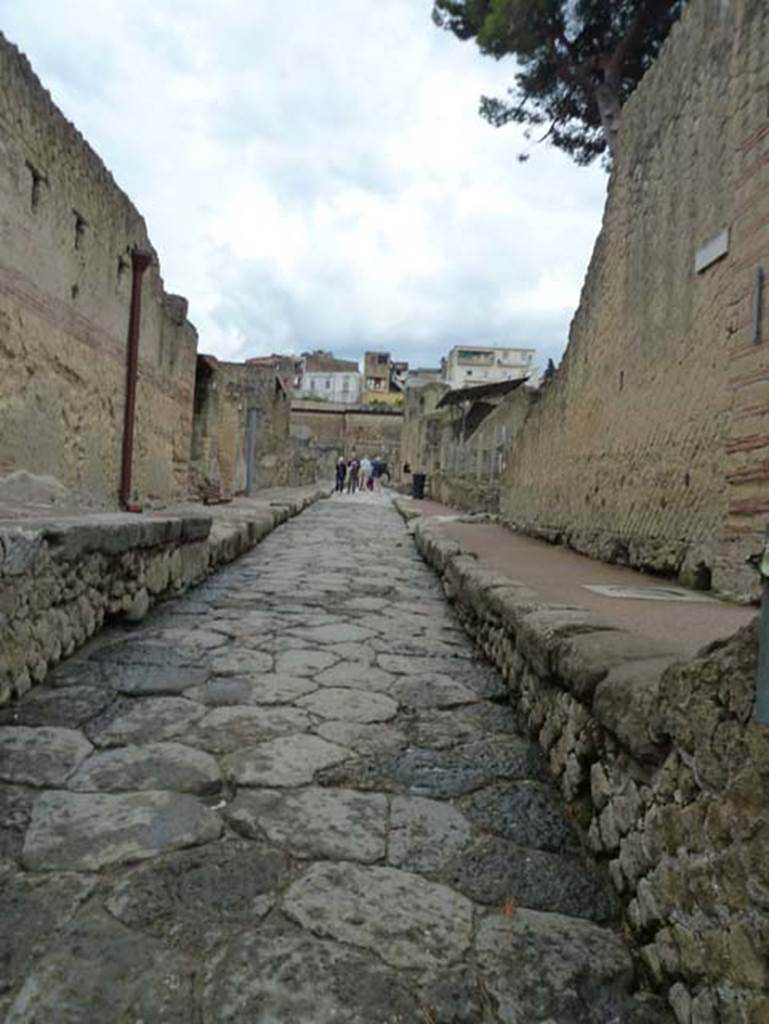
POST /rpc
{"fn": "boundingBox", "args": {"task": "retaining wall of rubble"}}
[0,488,328,706]
[409,514,767,1024]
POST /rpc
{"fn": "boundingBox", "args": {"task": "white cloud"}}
[0,0,607,368]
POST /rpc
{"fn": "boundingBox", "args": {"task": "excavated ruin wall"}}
[410,516,767,1023]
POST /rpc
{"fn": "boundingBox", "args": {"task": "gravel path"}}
[0,493,670,1022]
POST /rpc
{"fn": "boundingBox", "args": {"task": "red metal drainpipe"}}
[119,247,153,512]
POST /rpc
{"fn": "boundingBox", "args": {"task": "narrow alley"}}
[1,495,669,1023]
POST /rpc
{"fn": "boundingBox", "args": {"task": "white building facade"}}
[295,354,362,404]
[444,345,536,389]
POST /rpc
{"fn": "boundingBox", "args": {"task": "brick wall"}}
[0,33,198,508]
[495,0,769,600]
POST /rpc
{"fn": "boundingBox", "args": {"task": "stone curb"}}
[0,486,331,706]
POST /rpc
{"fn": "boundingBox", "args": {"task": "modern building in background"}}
[295,351,361,403]
[444,345,536,389]
[363,351,406,405]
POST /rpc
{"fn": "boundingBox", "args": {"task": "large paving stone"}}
[314,661,395,692]
[316,719,407,756]
[275,648,339,676]
[297,686,399,723]
[187,705,313,754]
[0,784,35,866]
[325,641,378,665]
[389,795,474,873]
[186,672,318,706]
[88,638,205,668]
[68,742,221,795]
[445,835,617,921]
[203,921,422,1024]
[476,909,636,1023]
[111,662,211,696]
[0,685,114,729]
[284,862,474,969]
[105,840,289,947]
[84,697,205,748]
[210,647,274,676]
[225,786,387,861]
[297,623,377,644]
[223,733,351,787]
[389,673,480,709]
[411,703,518,749]
[22,790,222,871]
[0,727,92,786]
[3,911,196,1023]
[459,781,581,852]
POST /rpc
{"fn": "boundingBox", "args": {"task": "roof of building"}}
[303,353,359,373]
[436,376,528,408]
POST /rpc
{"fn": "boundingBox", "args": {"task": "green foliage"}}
[433,0,683,165]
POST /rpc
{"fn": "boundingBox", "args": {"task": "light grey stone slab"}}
[4,912,195,1023]
[211,648,274,676]
[185,673,318,706]
[325,642,378,665]
[284,862,474,969]
[223,734,351,787]
[343,596,392,612]
[85,697,205,748]
[297,687,398,723]
[297,623,377,645]
[68,742,221,795]
[22,790,222,871]
[377,653,449,676]
[0,727,92,786]
[151,627,227,650]
[314,662,395,692]
[188,705,313,754]
[389,674,480,709]
[112,662,211,696]
[275,649,339,677]
[476,909,634,1022]
[388,795,473,873]
[225,786,387,861]
[203,922,421,1024]
[316,720,407,756]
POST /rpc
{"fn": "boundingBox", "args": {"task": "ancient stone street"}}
[0,495,669,1022]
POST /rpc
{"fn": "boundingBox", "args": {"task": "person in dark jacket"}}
[335,457,347,493]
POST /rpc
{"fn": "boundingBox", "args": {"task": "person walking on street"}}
[346,455,360,494]
[371,455,383,491]
[335,457,347,493]
[360,455,372,492]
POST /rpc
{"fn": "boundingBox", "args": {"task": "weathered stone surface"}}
[284,862,474,968]
[0,726,92,786]
[68,742,221,794]
[297,623,377,645]
[105,840,289,946]
[476,910,635,1022]
[389,673,480,709]
[111,662,210,696]
[411,703,517,749]
[0,685,114,729]
[275,648,339,676]
[297,686,399,723]
[459,781,581,853]
[203,921,422,1023]
[84,696,205,747]
[187,672,318,706]
[210,647,274,676]
[446,835,616,921]
[223,734,351,787]
[22,790,222,870]
[314,661,395,692]
[0,784,34,866]
[225,786,387,861]
[389,795,473,873]
[188,704,313,754]
[3,912,196,1023]
[316,719,407,756]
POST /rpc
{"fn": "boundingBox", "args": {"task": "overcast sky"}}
[1,0,607,371]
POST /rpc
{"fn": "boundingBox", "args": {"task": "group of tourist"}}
[334,452,390,494]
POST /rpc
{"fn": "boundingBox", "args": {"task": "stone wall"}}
[0,487,328,706]
[0,33,199,509]
[497,0,769,600]
[290,401,403,480]
[406,510,768,1023]
[190,357,315,498]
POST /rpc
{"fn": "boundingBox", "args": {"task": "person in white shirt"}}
[359,455,373,492]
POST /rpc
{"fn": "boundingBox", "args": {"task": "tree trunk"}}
[594,81,622,159]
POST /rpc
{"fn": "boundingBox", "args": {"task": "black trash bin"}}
[411,473,426,500]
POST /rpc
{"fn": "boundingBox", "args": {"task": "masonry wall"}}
[290,401,403,480]
[494,0,769,600]
[191,359,313,498]
[0,34,198,508]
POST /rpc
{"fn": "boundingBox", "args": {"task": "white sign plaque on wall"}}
[695,227,730,273]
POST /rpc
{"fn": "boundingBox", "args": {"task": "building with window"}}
[444,345,536,389]
[363,351,407,405]
[294,352,361,404]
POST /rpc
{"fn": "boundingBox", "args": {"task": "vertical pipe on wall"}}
[119,247,153,511]
[245,407,258,496]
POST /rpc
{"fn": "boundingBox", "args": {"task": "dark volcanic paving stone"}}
[0,784,35,866]
[87,637,207,668]
[445,835,618,922]
[0,686,114,729]
[106,840,290,948]
[410,703,518,749]
[203,919,422,1023]
[459,781,581,852]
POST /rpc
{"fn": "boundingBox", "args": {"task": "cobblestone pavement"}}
[0,494,670,1022]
